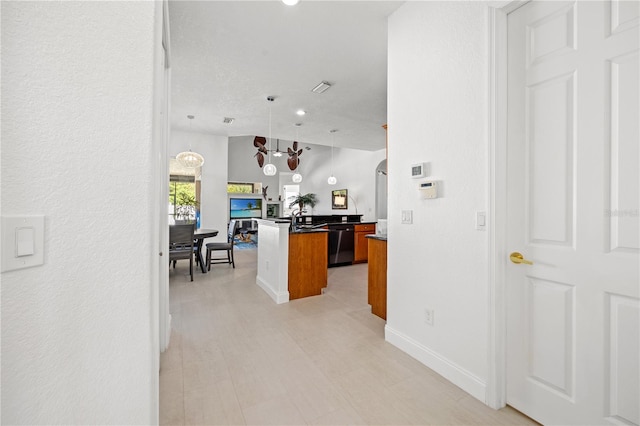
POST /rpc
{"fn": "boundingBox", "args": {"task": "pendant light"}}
[273,139,283,157]
[263,96,277,176]
[327,129,337,185]
[176,115,205,168]
[292,123,303,183]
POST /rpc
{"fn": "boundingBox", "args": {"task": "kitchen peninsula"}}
[255,215,376,304]
[255,219,328,304]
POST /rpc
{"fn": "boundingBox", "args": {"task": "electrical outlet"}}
[425,308,434,326]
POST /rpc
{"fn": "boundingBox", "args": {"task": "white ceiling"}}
[168,1,403,151]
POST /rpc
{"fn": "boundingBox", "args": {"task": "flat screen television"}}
[229,197,263,219]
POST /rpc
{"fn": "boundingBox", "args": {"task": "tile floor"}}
[161,249,537,425]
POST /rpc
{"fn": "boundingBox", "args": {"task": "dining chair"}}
[169,224,195,281]
[206,220,238,269]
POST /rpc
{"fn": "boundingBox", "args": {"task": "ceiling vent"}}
[311,81,331,94]
[223,117,235,124]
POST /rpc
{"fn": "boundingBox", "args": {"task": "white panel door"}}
[506,1,639,424]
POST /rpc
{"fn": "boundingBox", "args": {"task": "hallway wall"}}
[386,1,490,401]
[1,2,160,423]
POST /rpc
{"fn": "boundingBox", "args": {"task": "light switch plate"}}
[401,210,413,224]
[2,215,45,272]
[16,227,35,256]
[476,211,486,230]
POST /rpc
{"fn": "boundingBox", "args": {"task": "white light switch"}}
[16,227,35,256]
[476,211,486,230]
[2,215,45,272]
[401,210,413,224]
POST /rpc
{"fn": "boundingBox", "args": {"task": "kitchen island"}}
[255,219,328,304]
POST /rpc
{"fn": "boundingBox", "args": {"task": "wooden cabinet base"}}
[367,238,387,320]
[354,224,376,263]
[288,232,328,300]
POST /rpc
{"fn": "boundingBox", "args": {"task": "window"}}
[169,159,200,224]
[227,182,254,194]
[282,184,300,217]
[227,182,262,194]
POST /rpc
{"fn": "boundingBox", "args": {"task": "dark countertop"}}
[296,221,377,228]
[289,228,330,234]
[366,234,387,241]
[262,218,377,232]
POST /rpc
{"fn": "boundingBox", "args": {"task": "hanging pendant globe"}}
[176,150,205,168]
[263,163,277,176]
[292,173,303,183]
[327,175,337,185]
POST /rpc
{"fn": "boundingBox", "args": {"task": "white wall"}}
[1,1,160,423]
[386,1,490,402]
[170,130,228,242]
[227,136,283,202]
[229,136,385,221]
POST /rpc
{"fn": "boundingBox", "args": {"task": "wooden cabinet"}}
[367,237,387,320]
[354,223,376,263]
[288,231,328,300]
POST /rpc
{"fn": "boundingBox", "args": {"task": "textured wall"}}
[386,1,490,401]
[170,130,229,241]
[227,136,282,203]
[1,1,159,423]
[228,136,385,221]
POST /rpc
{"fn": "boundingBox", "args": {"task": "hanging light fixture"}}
[273,139,283,157]
[263,97,277,176]
[176,115,205,168]
[327,129,337,185]
[292,123,303,183]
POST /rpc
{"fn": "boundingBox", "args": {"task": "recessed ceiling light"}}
[296,109,306,116]
[282,0,299,5]
[311,81,331,94]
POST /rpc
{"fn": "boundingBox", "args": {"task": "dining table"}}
[194,228,219,273]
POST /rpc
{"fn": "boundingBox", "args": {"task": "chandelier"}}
[176,115,205,168]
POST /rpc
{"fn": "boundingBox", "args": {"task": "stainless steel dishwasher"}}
[328,225,354,267]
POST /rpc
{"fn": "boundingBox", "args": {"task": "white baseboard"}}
[256,275,289,304]
[385,325,487,403]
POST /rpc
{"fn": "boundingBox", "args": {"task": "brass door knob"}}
[510,252,533,265]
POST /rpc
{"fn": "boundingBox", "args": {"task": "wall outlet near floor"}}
[424,308,434,326]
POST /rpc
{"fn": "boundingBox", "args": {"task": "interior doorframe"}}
[158,0,172,354]
[486,0,529,410]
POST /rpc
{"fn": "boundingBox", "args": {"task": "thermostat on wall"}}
[411,163,425,178]
[419,181,438,199]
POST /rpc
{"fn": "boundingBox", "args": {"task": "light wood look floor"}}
[161,249,537,425]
